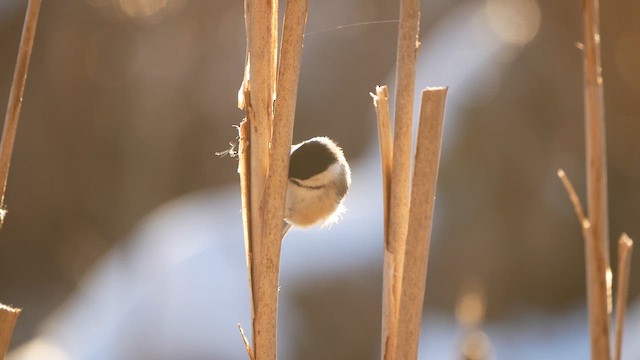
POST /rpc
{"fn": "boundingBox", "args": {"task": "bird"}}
[283,136,351,236]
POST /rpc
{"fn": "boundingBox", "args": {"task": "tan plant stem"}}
[394,87,447,359]
[582,0,611,356]
[240,0,307,358]
[372,86,394,359]
[0,304,21,358]
[243,0,277,357]
[261,0,307,260]
[0,0,42,226]
[255,0,307,358]
[372,85,392,241]
[558,167,608,359]
[238,323,255,360]
[613,234,633,360]
[238,119,253,306]
[382,0,420,358]
[0,0,41,353]
[557,169,588,228]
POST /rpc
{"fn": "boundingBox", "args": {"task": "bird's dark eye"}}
[289,139,336,180]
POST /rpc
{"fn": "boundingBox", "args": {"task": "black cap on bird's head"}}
[288,137,340,180]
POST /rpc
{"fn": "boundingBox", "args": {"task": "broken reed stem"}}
[382,0,420,358]
[581,0,611,356]
[238,323,255,360]
[394,87,447,360]
[373,86,394,359]
[238,122,252,275]
[613,234,633,360]
[0,0,42,226]
[237,119,254,360]
[372,86,392,242]
[0,304,21,358]
[557,169,589,228]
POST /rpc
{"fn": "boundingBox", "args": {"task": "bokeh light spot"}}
[118,0,168,19]
[485,0,541,46]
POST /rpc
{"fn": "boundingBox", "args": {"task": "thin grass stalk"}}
[0,0,41,354]
[581,0,610,356]
[558,170,588,225]
[0,0,42,226]
[394,87,447,359]
[558,169,610,359]
[558,166,609,359]
[0,304,20,358]
[613,234,633,360]
[382,0,420,358]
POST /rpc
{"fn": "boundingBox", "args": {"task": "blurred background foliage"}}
[0,0,638,354]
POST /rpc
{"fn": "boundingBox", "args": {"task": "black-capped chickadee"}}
[284,137,351,235]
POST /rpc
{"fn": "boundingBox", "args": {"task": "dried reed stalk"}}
[372,85,392,241]
[381,0,420,357]
[240,0,308,358]
[372,86,394,359]
[613,234,633,360]
[0,1,41,355]
[238,323,255,360]
[242,0,277,356]
[581,0,611,356]
[255,0,307,357]
[557,169,590,232]
[0,304,21,358]
[262,0,308,252]
[394,87,447,359]
[237,120,254,360]
[0,0,42,226]
[244,0,277,291]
